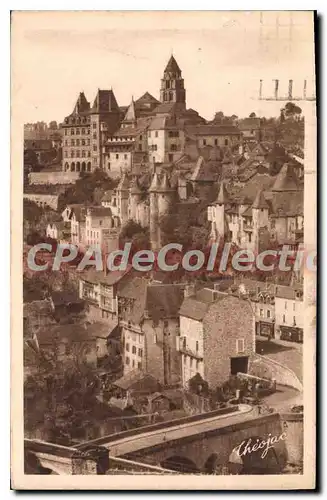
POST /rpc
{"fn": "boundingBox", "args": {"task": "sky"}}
[12,11,316,124]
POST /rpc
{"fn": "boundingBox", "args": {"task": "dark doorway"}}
[230,356,248,375]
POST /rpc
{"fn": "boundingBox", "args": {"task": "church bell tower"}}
[160,55,186,110]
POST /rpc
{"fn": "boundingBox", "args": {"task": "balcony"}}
[243,223,253,232]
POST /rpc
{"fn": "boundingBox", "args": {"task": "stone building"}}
[179,289,255,390]
[208,162,304,253]
[118,277,185,386]
[61,89,121,173]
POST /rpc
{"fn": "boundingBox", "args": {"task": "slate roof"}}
[215,182,230,204]
[113,117,151,137]
[185,125,241,136]
[270,191,303,217]
[87,207,112,218]
[179,297,210,321]
[145,284,185,319]
[252,189,269,209]
[73,92,90,114]
[153,102,178,115]
[164,55,182,74]
[271,163,300,192]
[80,267,131,286]
[123,99,136,122]
[91,89,120,113]
[113,371,160,392]
[275,285,303,300]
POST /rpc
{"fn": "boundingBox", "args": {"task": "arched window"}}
[71,162,75,171]
[169,91,173,101]
[87,162,91,172]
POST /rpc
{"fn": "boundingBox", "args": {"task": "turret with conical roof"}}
[215,182,230,205]
[129,176,142,221]
[149,172,160,193]
[117,173,130,224]
[123,98,137,126]
[252,188,269,253]
[160,55,186,110]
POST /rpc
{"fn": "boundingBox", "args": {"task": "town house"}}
[179,289,255,390]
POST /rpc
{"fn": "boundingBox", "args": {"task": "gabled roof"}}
[135,92,160,108]
[272,163,300,192]
[145,284,185,320]
[87,206,112,218]
[164,55,181,74]
[91,89,119,113]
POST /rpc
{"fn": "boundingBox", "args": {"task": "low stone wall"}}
[279,411,304,464]
[249,353,303,392]
[29,171,80,185]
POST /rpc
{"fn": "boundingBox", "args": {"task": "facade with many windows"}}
[61,90,122,173]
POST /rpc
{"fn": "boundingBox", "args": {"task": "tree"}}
[249,112,256,118]
[48,121,58,130]
[58,169,118,210]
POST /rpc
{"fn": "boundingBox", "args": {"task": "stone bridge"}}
[25,405,303,474]
[77,404,297,474]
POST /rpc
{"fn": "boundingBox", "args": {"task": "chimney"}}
[303,79,307,99]
[288,80,293,100]
[274,79,279,99]
[259,79,263,100]
[184,283,196,298]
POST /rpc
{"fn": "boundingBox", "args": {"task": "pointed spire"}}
[164,55,181,75]
[123,98,136,123]
[215,182,230,205]
[252,188,269,209]
[272,163,299,192]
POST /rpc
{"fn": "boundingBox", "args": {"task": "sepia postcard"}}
[11,10,317,490]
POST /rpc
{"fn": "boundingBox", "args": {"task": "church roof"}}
[252,188,269,209]
[272,163,300,192]
[164,55,181,74]
[91,89,119,113]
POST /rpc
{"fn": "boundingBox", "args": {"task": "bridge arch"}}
[161,455,199,473]
[235,434,281,474]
